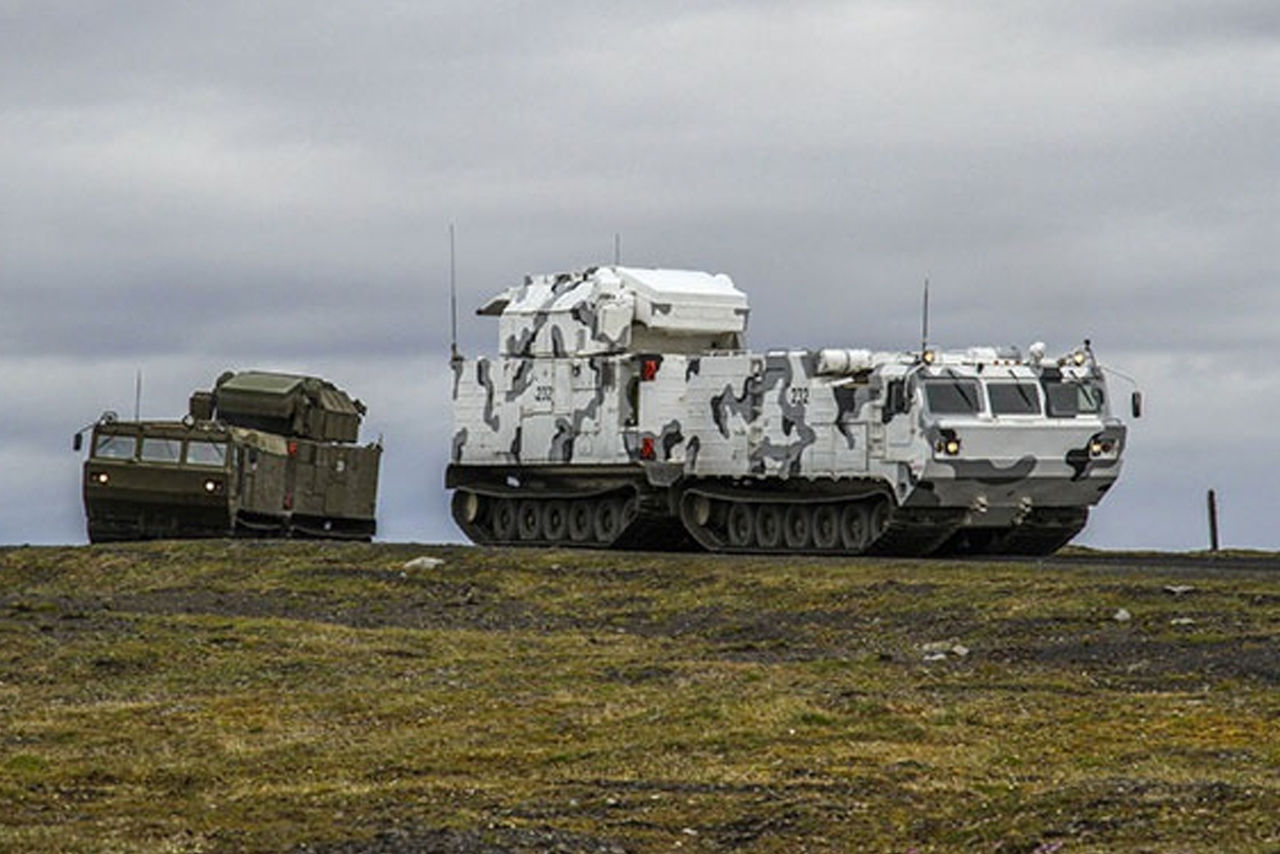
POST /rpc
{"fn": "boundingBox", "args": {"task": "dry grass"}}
[1,541,1277,852]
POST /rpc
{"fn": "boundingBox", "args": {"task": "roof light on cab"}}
[1058,347,1089,367]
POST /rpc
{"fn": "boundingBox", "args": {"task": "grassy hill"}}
[1,542,1277,852]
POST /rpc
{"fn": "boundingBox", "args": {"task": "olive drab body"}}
[78,371,382,543]
[447,266,1133,556]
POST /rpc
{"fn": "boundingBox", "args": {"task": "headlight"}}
[1072,349,1087,366]
[935,436,961,456]
[1089,438,1116,457]
[94,472,109,485]
[922,349,936,365]
[203,479,220,493]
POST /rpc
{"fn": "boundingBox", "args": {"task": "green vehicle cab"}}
[76,371,382,543]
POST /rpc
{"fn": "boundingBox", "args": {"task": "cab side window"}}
[882,380,907,422]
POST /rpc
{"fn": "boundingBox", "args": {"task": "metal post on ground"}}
[1207,488,1220,553]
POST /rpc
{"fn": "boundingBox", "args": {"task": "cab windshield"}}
[924,379,982,414]
[1044,380,1105,417]
[93,434,136,459]
[140,437,182,462]
[988,382,1042,415]
[185,440,228,467]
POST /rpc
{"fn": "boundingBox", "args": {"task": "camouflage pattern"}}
[79,371,381,543]
[447,267,1132,556]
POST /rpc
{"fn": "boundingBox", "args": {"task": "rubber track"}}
[865,510,966,557]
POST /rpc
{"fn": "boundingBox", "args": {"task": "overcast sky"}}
[2,1,1277,549]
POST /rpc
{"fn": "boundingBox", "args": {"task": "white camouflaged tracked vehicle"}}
[447,266,1137,556]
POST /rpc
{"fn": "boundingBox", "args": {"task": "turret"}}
[190,371,367,442]
[476,266,750,357]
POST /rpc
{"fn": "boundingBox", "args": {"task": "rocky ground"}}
[1,541,1277,852]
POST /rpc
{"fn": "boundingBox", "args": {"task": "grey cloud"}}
[1082,1,1280,48]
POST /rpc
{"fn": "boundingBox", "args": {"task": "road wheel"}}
[840,503,868,552]
[568,501,594,542]
[812,504,840,550]
[491,498,518,541]
[542,500,569,542]
[593,497,624,543]
[784,505,812,549]
[517,499,543,541]
[689,494,712,527]
[453,490,482,524]
[867,498,891,544]
[756,504,783,549]
[726,502,755,547]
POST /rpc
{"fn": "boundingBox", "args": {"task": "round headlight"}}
[1073,350,1087,366]
[945,438,961,455]
[922,349,936,365]
[203,479,218,493]
[95,472,109,485]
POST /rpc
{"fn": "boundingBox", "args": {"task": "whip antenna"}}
[614,233,621,266]
[449,223,460,363]
[921,277,930,353]
[134,369,142,421]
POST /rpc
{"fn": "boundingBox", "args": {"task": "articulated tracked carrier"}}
[78,371,381,542]
[447,267,1136,556]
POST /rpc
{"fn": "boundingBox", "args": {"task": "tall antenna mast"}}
[613,233,621,266]
[449,223,460,363]
[134,369,142,421]
[921,277,930,353]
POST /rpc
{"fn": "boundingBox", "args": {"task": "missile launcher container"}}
[447,266,1135,556]
[77,371,382,543]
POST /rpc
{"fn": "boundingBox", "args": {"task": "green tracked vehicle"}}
[75,371,382,543]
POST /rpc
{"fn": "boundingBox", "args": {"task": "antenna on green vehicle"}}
[134,369,142,421]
